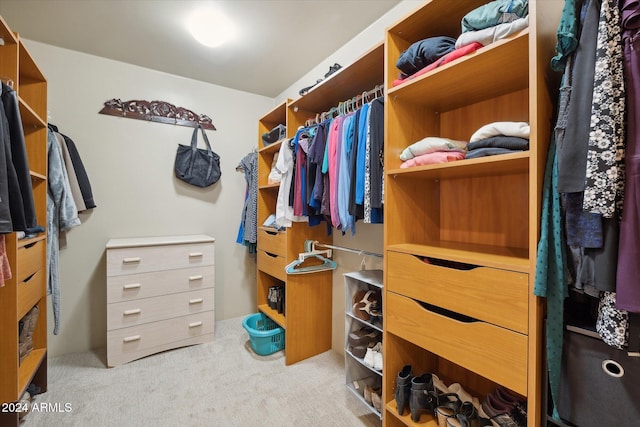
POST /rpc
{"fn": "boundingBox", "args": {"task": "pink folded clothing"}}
[400,151,465,168]
[393,42,484,87]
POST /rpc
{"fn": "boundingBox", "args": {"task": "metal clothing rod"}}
[313,241,382,258]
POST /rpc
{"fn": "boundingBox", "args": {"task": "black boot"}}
[395,364,413,415]
[409,373,435,422]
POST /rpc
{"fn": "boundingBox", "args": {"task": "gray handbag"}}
[174,125,221,187]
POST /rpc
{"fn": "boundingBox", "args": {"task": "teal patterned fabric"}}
[534,136,567,421]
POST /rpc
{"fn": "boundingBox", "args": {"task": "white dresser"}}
[106,235,215,367]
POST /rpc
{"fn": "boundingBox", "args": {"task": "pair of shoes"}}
[348,327,380,358]
[324,63,342,78]
[352,289,381,321]
[364,384,382,412]
[395,367,450,418]
[19,306,39,363]
[363,342,382,370]
[481,387,526,427]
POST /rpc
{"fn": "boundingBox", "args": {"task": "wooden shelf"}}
[384,400,439,426]
[17,349,46,393]
[388,31,529,112]
[258,304,286,329]
[289,43,384,115]
[387,151,530,181]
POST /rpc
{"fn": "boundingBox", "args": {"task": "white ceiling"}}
[0,0,401,98]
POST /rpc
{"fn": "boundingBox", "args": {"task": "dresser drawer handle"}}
[123,257,141,264]
[189,252,203,258]
[123,308,141,316]
[123,335,141,343]
[189,298,204,305]
[189,321,203,328]
[189,275,203,281]
[123,283,141,290]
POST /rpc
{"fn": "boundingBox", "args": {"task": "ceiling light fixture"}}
[187,5,236,48]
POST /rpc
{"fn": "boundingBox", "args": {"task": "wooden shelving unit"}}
[382,2,562,426]
[0,14,48,426]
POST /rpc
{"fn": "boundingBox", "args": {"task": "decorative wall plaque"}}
[99,99,216,130]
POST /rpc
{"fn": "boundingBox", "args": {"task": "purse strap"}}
[190,124,214,155]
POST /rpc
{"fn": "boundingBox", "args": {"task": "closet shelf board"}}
[258,304,286,329]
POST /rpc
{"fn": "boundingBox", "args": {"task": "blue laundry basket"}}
[242,312,285,356]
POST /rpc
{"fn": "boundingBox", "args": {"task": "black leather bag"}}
[174,125,221,187]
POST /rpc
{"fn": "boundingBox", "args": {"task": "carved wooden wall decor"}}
[99,99,216,130]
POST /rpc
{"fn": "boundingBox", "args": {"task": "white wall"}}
[25,40,273,357]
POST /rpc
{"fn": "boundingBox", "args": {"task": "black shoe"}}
[409,373,435,422]
[324,63,342,78]
[395,364,413,416]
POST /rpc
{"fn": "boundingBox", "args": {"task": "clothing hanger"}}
[284,241,337,275]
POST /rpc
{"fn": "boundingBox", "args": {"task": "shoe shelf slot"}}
[346,354,382,419]
[345,349,382,376]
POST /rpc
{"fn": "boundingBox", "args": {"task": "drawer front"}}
[17,239,45,282]
[387,251,528,334]
[107,288,214,331]
[257,227,286,257]
[386,292,528,395]
[107,242,214,276]
[107,311,214,365]
[107,266,214,303]
[17,268,46,319]
[257,250,287,282]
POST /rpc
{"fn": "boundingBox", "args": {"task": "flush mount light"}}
[187,6,236,47]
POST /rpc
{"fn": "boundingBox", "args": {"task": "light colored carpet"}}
[22,316,381,427]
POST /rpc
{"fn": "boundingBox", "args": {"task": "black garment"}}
[0,101,13,233]
[396,37,456,77]
[1,83,36,231]
[369,97,385,212]
[557,0,601,192]
[48,124,96,211]
[466,136,530,151]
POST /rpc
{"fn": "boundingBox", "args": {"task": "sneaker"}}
[363,342,381,368]
[373,347,383,371]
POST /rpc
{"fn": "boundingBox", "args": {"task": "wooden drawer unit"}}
[107,266,213,303]
[257,249,287,282]
[387,251,528,334]
[107,311,214,368]
[16,239,45,281]
[17,268,46,319]
[386,291,528,395]
[106,235,215,367]
[257,227,286,257]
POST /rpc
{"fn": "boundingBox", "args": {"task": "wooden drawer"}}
[107,311,214,367]
[257,227,286,257]
[107,288,214,331]
[17,268,45,319]
[107,242,214,276]
[386,291,527,395]
[16,239,45,282]
[257,250,287,282]
[387,251,528,334]
[106,266,214,303]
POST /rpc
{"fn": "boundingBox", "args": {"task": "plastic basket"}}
[242,313,285,356]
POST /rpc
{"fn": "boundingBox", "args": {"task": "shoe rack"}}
[344,270,383,418]
[0,15,49,427]
[381,2,562,427]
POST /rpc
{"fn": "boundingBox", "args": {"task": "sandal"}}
[352,290,381,321]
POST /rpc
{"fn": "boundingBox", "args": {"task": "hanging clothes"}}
[47,128,81,335]
[1,82,37,231]
[236,151,258,254]
[616,0,640,312]
[49,124,96,211]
